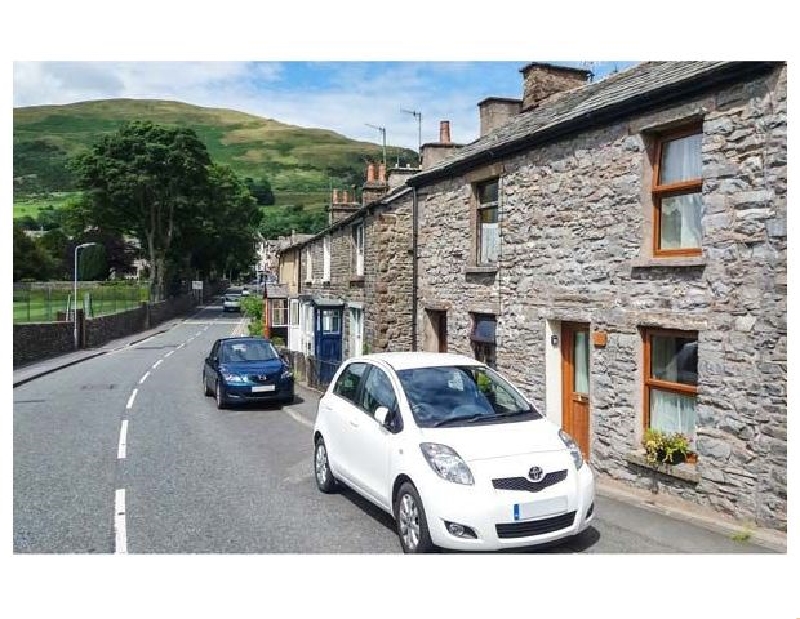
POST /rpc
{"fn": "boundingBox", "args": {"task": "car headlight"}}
[420,443,474,485]
[222,373,247,384]
[559,429,584,470]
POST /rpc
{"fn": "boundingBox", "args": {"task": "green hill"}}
[13,98,417,211]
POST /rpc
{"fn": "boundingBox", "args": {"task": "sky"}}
[13,61,635,150]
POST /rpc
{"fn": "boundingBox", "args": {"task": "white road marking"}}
[283,407,314,429]
[126,388,138,410]
[138,371,150,384]
[164,350,174,358]
[114,489,127,555]
[152,359,163,369]
[195,331,202,336]
[177,343,185,349]
[117,420,129,459]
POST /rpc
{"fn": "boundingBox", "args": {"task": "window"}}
[305,247,313,282]
[643,329,698,439]
[220,339,278,363]
[352,222,364,276]
[323,235,331,281]
[333,362,367,403]
[471,313,497,368]
[269,298,288,327]
[290,299,299,326]
[476,179,499,265]
[349,307,364,357]
[359,366,398,416]
[321,309,341,333]
[652,127,702,255]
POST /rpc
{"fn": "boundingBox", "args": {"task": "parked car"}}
[203,337,294,409]
[312,352,595,553]
[222,288,243,312]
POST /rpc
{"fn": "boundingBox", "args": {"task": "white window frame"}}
[305,247,312,282]
[323,235,331,282]
[352,222,364,277]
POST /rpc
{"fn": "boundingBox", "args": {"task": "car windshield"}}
[225,289,242,296]
[219,340,278,363]
[395,365,541,428]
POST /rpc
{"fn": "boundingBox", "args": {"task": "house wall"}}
[415,64,787,530]
[364,192,414,353]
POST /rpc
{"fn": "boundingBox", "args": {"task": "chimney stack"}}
[420,120,463,171]
[331,188,339,204]
[478,97,522,137]
[520,62,591,111]
[439,120,451,144]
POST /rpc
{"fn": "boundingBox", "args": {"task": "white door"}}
[326,361,368,480]
[347,364,396,509]
[288,299,300,351]
[299,302,314,357]
[349,307,364,358]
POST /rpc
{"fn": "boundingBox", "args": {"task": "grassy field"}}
[13,192,78,219]
[13,283,150,323]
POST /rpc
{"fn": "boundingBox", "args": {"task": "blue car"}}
[203,337,294,409]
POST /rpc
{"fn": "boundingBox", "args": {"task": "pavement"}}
[13,302,783,554]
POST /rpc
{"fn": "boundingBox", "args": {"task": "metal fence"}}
[307,357,342,391]
[12,282,150,323]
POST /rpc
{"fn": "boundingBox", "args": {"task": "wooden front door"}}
[561,322,591,459]
[426,310,448,353]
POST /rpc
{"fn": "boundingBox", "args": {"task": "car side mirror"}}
[374,406,390,427]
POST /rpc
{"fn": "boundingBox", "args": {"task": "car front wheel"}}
[215,381,227,410]
[394,482,433,554]
[314,437,337,493]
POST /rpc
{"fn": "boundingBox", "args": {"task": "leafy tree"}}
[13,222,56,281]
[244,176,275,206]
[71,121,212,299]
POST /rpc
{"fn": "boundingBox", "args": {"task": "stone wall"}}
[364,191,414,353]
[85,305,147,348]
[415,64,787,530]
[13,321,75,367]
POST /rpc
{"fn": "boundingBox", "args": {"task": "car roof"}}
[217,337,272,345]
[349,352,484,371]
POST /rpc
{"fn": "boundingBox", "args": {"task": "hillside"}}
[13,99,418,210]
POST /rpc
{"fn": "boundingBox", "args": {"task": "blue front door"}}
[315,307,342,385]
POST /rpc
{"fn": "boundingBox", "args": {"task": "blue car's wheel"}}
[215,380,227,410]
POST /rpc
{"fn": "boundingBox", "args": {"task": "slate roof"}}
[409,61,778,186]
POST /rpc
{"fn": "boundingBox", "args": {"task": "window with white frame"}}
[305,247,312,282]
[475,179,499,265]
[349,307,364,357]
[269,298,288,327]
[323,235,331,281]
[352,222,364,276]
[290,299,299,326]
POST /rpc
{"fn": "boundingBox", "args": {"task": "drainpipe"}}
[411,188,419,351]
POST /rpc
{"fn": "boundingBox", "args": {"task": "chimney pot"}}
[342,189,349,203]
[439,120,451,144]
[366,162,376,182]
[331,189,338,204]
[378,163,387,182]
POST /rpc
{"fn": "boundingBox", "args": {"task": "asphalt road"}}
[13,302,773,554]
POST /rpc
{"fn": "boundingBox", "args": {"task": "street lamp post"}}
[74,242,99,349]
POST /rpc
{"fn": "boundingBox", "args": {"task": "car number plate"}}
[252,385,276,393]
[514,496,568,521]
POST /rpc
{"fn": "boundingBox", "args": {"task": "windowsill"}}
[630,256,707,269]
[465,265,498,275]
[349,276,365,287]
[625,450,700,484]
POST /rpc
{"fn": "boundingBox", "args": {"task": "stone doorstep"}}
[594,474,786,553]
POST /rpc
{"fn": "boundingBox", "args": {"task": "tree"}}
[244,176,275,206]
[13,222,56,281]
[71,121,212,300]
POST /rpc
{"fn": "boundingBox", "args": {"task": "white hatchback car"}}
[313,352,595,553]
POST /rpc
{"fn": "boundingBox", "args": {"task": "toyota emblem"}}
[528,466,544,482]
[258,375,268,381]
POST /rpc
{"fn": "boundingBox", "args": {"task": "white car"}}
[313,352,595,553]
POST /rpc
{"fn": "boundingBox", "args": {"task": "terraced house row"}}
[277,61,787,531]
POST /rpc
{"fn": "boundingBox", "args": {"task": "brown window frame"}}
[652,124,703,258]
[475,178,499,266]
[642,327,699,432]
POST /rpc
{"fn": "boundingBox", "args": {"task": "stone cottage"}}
[277,162,418,385]
[406,61,787,530]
